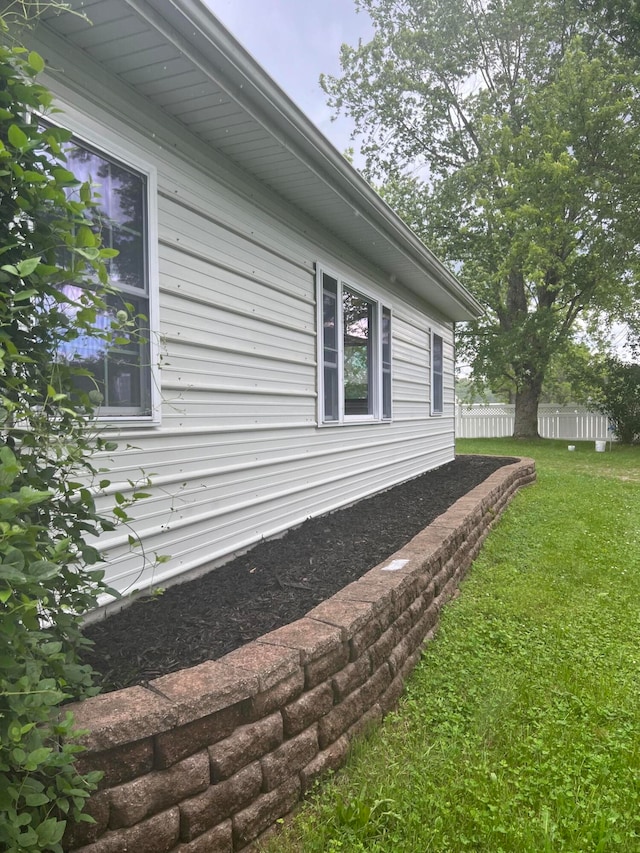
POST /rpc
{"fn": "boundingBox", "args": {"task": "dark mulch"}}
[83,455,515,692]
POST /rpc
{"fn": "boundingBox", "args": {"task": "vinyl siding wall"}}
[40,41,456,602]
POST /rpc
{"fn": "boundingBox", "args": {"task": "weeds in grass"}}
[258,440,640,853]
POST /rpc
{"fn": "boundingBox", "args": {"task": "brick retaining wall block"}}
[65,456,535,852]
[209,714,283,782]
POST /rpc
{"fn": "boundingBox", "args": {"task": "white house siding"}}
[35,33,458,601]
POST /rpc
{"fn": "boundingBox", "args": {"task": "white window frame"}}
[431,330,444,416]
[43,102,161,426]
[316,266,392,425]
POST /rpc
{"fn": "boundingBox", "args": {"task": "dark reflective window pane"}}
[343,288,372,416]
[382,306,392,419]
[64,144,146,291]
[433,333,443,414]
[57,287,150,413]
[322,274,339,420]
[323,365,339,421]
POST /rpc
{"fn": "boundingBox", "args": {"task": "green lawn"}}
[260,439,640,853]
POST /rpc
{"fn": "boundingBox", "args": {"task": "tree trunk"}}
[513,381,542,438]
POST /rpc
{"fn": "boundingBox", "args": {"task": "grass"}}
[258,438,640,853]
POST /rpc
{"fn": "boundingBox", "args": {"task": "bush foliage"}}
[0,25,130,852]
[591,357,640,444]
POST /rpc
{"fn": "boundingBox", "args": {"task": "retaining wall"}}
[65,456,536,853]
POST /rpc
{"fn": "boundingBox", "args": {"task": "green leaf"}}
[76,306,97,325]
[80,546,101,565]
[2,547,25,572]
[75,247,100,260]
[52,166,77,185]
[7,123,28,150]
[11,747,27,766]
[24,792,50,807]
[24,747,53,771]
[17,826,39,846]
[27,51,45,74]
[15,256,41,277]
[40,641,63,655]
[13,288,38,302]
[0,447,21,488]
[36,817,66,846]
[8,720,23,742]
[29,560,60,581]
[77,812,97,824]
[21,171,46,185]
[0,564,27,583]
[75,224,96,248]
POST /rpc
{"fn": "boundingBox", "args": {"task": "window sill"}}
[95,414,161,428]
[318,417,392,427]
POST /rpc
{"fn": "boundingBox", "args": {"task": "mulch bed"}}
[82,455,515,692]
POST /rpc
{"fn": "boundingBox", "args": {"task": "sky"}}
[202,0,373,161]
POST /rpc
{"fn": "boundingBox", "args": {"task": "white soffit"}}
[39,0,483,321]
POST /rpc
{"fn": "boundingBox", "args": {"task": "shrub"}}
[591,356,640,444]
[0,21,132,852]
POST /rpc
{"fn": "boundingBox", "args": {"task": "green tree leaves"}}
[590,358,640,443]
[325,0,640,435]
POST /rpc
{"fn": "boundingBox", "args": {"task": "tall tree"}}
[322,0,640,436]
[581,0,640,58]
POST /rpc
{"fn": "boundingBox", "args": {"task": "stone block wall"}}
[65,457,536,853]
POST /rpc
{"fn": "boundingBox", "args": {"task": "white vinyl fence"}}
[456,403,612,441]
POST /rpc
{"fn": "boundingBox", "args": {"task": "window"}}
[431,332,444,415]
[54,134,155,419]
[318,269,391,423]
[382,306,392,419]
